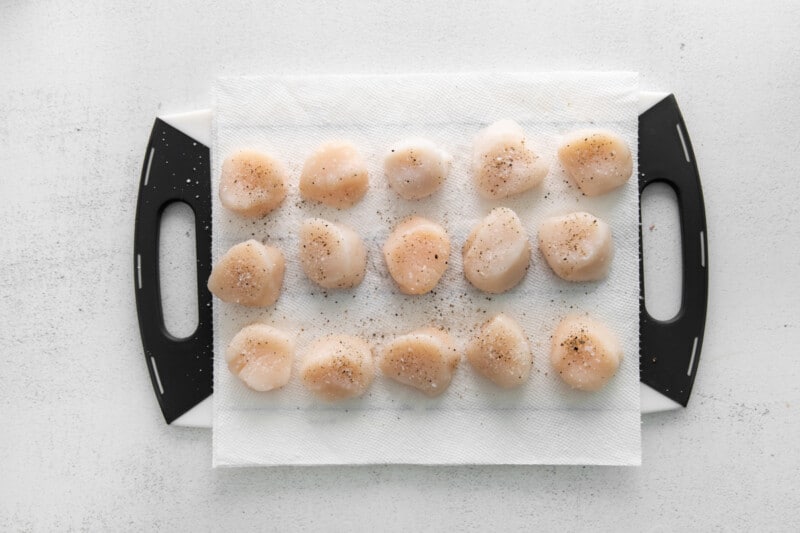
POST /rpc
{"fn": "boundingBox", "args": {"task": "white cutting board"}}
[155,91,684,428]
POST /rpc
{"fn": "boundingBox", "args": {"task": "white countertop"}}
[1,1,799,530]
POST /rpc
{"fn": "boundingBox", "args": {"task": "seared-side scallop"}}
[462,207,531,294]
[225,324,294,392]
[466,313,533,389]
[384,138,451,200]
[300,334,375,401]
[299,218,367,290]
[550,314,623,391]
[207,240,285,307]
[299,141,369,208]
[558,129,632,196]
[538,211,613,282]
[472,119,549,199]
[219,150,287,218]
[383,216,450,295]
[380,327,459,396]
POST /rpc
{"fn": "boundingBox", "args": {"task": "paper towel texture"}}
[211,73,640,466]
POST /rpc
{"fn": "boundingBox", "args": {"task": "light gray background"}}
[1,1,798,531]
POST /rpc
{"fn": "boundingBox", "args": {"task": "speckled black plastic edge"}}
[134,119,213,424]
[639,95,708,407]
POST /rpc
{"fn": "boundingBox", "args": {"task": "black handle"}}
[133,119,214,424]
[638,94,708,407]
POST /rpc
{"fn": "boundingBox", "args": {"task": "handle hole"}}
[641,182,683,321]
[159,201,200,339]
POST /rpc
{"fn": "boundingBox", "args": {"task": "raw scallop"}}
[384,138,451,200]
[538,211,614,282]
[207,240,285,307]
[380,327,459,396]
[472,119,549,199]
[383,216,450,295]
[219,150,287,218]
[550,314,622,391]
[225,324,294,392]
[299,141,369,208]
[299,218,367,290]
[462,207,531,294]
[558,129,632,196]
[300,334,375,401]
[466,313,533,389]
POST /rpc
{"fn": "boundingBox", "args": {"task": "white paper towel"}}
[211,72,640,466]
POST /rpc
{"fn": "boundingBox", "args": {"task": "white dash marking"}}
[136,253,143,289]
[676,123,691,163]
[151,356,165,394]
[687,336,699,376]
[699,230,706,268]
[144,147,155,186]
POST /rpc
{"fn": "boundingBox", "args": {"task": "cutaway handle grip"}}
[639,95,708,407]
[134,119,214,424]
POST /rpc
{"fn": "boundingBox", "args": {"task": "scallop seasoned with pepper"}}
[207,240,285,307]
[219,150,287,218]
[472,119,549,199]
[299,141,369,208]
[538,211,613,282]
[298,218,367,290]
[466,313,532,388]
[300,334,375,401]
[462,207,531,294]
[225,324,294,392]
[384,138,451,200]
[550,314,623,391]
[380,327,459,397]
[383,216,451,295]
[558,129,632,196]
